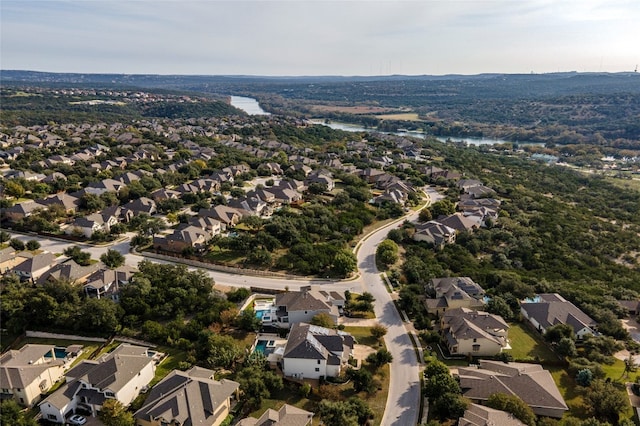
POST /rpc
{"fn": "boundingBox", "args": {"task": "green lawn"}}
[504,322,559,363]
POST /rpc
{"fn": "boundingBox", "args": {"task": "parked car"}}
[68,414,87,425]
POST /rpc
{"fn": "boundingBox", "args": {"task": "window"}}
[47,414,57,420]
[472,344,480,352]
[16,388,21,392]
[315,368,320,372]
[472,338,477,343]
[317,360,321,364]
[1,388,9,393]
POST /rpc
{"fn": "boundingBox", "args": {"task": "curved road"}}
[9,187,441,425]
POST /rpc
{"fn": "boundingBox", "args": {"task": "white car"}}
[68,414,87,425]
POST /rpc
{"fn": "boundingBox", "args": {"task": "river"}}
[229,96,538,146]
[229,95,270,115]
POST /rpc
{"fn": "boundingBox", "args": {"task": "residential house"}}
[0,247,18,274]
[373,188,408,206]
[281,323,354,380]
[520,293,597,339]
[8,252,57,283]
[39,193,80,214]
[200,205,242,228]
[3,201,47,222]
[456,360,568,418]
[134,367,239,426]
[228,196,271,217]
[84,266,137,301]
[39,344,156,423]
[425,277,485,315]
[150,188,181,201]
[66,210,119,238]
[441,308,509,356]
[413,221,456,247]
[305,171,335,191]
[618,300,640,317]
[0,344,66,407]
[37,259,102,286]
[271,288,342,328]
[122,197,157,217]
[458,404,526,426]
[85,178,127,196]
[153,224,214,253]
[237,404,313,426]
[437,213,481,233]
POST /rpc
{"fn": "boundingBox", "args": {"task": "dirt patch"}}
[310,105,398,114]
[352,344,377,367]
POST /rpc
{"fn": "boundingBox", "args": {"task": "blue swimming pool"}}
[45,347,67,359]
[256,310,269,319]
[255,340,267,354]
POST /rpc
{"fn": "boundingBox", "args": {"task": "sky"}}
[1,0,639,76]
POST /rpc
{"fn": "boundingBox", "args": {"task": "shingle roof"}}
[0,345,64,389]
[457,360,568,417]
[134,367,239,426]
[237,404,313,426]
[521,293,596,334]
[275,291,331,313]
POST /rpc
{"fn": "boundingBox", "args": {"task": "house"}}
[437,213,481,233]
[441,308,509,356]
[0,344,66,407]
[617,300,640,317]
[237,404,313,426]
[200,205,243,228]
[425,277,485,315]
[271,288,342,328]
[134,367,239,426]
[66,210,119,238]
[122,197,157,216]
[39,344,156,423]
[413,221,456,247]
[150,188,181,201]
[456,360,568,418]
[521,293,597,339]
[84,266,137,301]
[153,225,214,253]
[0,247,18,274]
[85,178,127,196]
[37,259,102,286]
[458,403,526,426]
[39,193,79,213]
[8,252,57,283]
[305,171,335,191]
[3,201,47,221]
[281,323,354,380]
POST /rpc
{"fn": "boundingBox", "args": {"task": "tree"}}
[4,180,25,198]
[79,193,105,213]
[0,400,38,426]
[486,393,536,426]
[332,249,357,278]
[486,295,515,321]
[99,399,134,426]
[317,398,374,426]
[347,367,376,393]
[9,238,25,251]
[64,245,91,265]
[583,379,628,424]
[431,199,456,217]
[556,336,578,358]
[544,323,574,344]
[576,368,594,387]
[237,308,261,331]
[418,208,433,222]
[430,392,468,421]
[0,230,11,243]
[424,371,460,398]
[370,324,388,341]
[366,348,393,368]
[100,249,125,269]
[25,239,40,251]
[236,365,283,408]
[376,239,399,267]
[311,312,335,328]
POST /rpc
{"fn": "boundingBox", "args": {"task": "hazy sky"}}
[1,0,639,76]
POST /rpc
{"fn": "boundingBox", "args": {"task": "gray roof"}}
[134,367,239,426]
[283,323,353,361]
[521,293,596,334]
[0,344,64,389]
[457,360,568,417]
[237,404,313,426]
[458,403,526,426]
[10,252,56,275]
[276,291,331,313]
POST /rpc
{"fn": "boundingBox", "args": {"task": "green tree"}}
[544,323,575,344]
[100,249,125,269]
[486,295,515,321]
[430,392,468,421]
[347,367,376,393]
[311,312,335,328]
[237,308,261,331]
[424,371,460,398]
[556,336,578,358]
[4,181,25,198]
[418,208,433,222]
[0,400,38,426]
[9,238,25,251]
[63,246,92,265]
[486,393,536,426]
[317,398,374,426]
[366,348,393,369]
[79,193,105,213]
[583,379,628,424]
[99,399,134,426]
[376,239,399,267]
[332,249,357,278]
[0,230,11,243]
[576,368,594,387]
[236,365,283,409]
[430,199,456,217]
[370,324,388,341]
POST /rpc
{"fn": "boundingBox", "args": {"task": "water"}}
[230,96,270,115]
[309,119,543,147]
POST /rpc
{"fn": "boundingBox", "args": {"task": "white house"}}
[0,344,66,407]
[441,308,509,357]
[520,293,597,339]
[39,344,155,423]
[271,288,343,329]
[281,323,354,381]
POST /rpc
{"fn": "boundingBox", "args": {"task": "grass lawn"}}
[504,322,559,363]
[342,326,380,348]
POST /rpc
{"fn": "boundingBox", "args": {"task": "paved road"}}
[8,186,441,425]
[354,212,422,426]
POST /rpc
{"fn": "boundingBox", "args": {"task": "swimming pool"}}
[254,340,276,356]
[45,347,67,360]
[256,310,269,319]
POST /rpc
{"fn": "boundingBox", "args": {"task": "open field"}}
[310,105,399,114]
[504,322,559,363]
[375,112,422,121]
